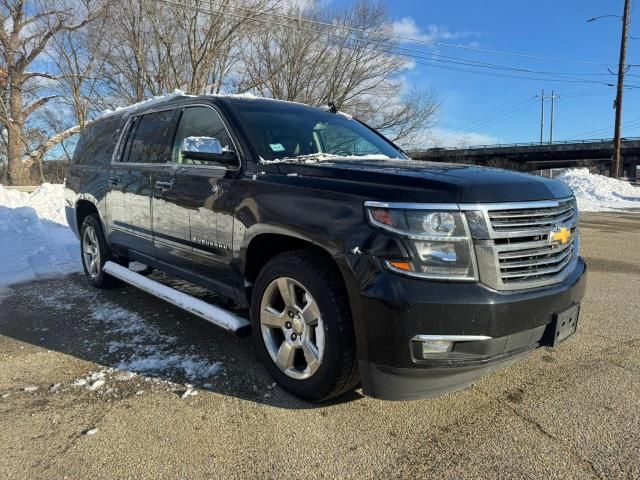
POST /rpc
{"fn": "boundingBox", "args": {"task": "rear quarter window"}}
[71,116,123,166]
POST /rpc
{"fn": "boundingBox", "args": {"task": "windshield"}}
[233,101,406,161]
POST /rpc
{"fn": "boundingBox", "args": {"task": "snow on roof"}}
[98,89,193,119]
[97,89,353,120]
[556,168,640,212]
[210,92,318,109]
[211,92,354,118]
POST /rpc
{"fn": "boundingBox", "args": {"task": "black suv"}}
[65,94,586,401]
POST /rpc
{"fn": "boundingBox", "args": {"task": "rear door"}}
[110,109,177,258]
[152,104,240,298]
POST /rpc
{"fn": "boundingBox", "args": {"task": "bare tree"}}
[47,7,112,130]
[1,0,440,185]
[95,0,273,109]
[0,0,101,185]
[238,0,440,144]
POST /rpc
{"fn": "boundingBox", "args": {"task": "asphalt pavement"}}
[0,212,639,479]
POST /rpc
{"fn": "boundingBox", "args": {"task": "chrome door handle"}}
[155,180,174,192]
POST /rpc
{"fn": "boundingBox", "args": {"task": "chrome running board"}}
[103,261,251,336]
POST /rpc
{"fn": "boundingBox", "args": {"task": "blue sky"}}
[338,0,640,146]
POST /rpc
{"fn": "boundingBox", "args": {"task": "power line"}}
[561,90,617,98]
[152,0,639,144]
[153,0,618,86]
[564,116,640,140]
[443,105,538,143]
[443,88,640,142]
[198,0,617,79]
[199,0,613,67]
[439,98,538,141]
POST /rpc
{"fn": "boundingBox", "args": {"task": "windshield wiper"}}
[259,152,396,164]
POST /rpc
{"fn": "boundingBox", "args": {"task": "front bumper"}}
[337,254,587,400]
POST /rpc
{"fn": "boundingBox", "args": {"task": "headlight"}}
[365,203,478,281]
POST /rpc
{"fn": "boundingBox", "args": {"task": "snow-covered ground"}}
[89,297,223,382]
[0,184,224,385]
[0,183,80,289]
[30,282,224,386]
[556,168,640,212]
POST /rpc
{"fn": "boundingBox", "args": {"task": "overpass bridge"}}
[410,138,640,180]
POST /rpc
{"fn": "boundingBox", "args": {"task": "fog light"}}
[421,339,454,355]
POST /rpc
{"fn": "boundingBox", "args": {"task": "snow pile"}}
[556,168,640,212]
[0,183,80,288]
[0,183,68,225]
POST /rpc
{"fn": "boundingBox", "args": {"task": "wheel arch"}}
[75,198,100,233]
[242,231,336,284]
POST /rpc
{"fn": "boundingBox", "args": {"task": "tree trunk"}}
[6,68,32,185]
[6,129,33,186]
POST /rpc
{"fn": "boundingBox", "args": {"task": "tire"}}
[250,250,359,402]
[80,214,121,289]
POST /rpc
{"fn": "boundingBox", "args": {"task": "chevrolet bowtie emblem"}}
[550,227,571,245]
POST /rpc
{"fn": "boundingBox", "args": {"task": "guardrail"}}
[2,185,40,193]
[419,137,640,152]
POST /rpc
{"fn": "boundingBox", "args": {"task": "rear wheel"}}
[251,250,358,401]
[80,214,120,288]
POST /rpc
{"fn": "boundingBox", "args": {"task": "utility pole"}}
[612,0,631,178]
[549,90,558,144]
[539,89,545,144]
[536,90,560,144]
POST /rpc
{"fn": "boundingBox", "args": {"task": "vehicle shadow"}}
[0,273,365,409]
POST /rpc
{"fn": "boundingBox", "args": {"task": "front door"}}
[153,105,240,298]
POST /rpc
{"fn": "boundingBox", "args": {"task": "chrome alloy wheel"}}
[260,277,325,380]
[82,226,101,279]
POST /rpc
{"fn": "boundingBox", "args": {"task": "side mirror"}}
[181,136,237,164]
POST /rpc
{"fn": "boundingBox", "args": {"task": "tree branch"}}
[22,95,58,119]
[28,124,81,161]
[23,71,62,82]
[22,14,97,70]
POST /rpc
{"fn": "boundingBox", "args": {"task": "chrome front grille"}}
[487,199,577,232]
[487,198,576,233]
[498,236,575,286]
[465,197,579,291]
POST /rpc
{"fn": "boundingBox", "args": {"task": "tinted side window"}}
[172,107,234,165]
[126,110,175,163]
[71,116,121,166]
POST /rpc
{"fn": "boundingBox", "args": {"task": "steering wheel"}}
[333,150,352,157]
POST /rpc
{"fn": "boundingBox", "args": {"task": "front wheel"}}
[251,250,359,402]
[80,214,120,288]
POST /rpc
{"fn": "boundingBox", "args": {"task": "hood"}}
[273,158,573,203]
